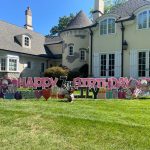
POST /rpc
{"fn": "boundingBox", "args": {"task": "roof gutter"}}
[59,23,97,33]
[0,49,51,59]
[116,14,135,23]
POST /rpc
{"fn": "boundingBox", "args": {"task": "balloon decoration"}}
[42,89,51,101]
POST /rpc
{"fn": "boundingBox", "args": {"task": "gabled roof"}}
[66,10,92,30]
[110,0,150,18]
[0,20,63,59]
[0,20,51,58]
[45,36,63,45]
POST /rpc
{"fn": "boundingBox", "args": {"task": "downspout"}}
[121,21,125,77]
[89,28,93,77]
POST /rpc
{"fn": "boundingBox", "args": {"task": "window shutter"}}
[130,49,138,78]
[115,51,121,78]
[93,53,100,77]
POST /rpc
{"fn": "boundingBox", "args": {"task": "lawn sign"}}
[0,76,150,101]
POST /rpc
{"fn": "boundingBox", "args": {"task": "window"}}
[9,59,17,71]
[27,62,31,69]
[23,35,31,48]
[138,51,150,77]
[0,56,19,72]
[80,50,86,61]
[137,10,150,29]
[68,46,74,56]
[100,54,115,77]
[41,63,45,72]
[25,36,29,46]
[100,18,115,35]
[0,58,6,71]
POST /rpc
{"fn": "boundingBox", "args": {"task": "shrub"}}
[44,67,68,78]
[44,67,69,87]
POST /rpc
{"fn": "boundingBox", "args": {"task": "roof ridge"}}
[0,19,45,37]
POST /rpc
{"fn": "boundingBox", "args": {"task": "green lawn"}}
[0,99,150,150]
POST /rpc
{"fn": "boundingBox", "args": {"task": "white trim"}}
[130,49,150,78]
[99,17,116,36]
[0,55,19,72]
[136,9,150,30]
[99,52,115,78]
[134,5,150,15]
[22,35,31,49]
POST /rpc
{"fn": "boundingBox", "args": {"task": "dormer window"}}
[100,18,115,35]
[137,10,150,29]
[23,35,31,48]
[25,36,30,46]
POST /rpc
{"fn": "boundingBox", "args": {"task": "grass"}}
[0,99,150,150]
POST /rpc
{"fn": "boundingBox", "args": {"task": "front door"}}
[100,53,115,77]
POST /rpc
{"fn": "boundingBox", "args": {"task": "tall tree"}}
[50,14,74,35]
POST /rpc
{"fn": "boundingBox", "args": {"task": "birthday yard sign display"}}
[0,77,60,100]
[1,76,150,100]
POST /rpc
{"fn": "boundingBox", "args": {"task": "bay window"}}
[0,55,19,72]
[9,59,17,71]
[0,58,6,71]
[100,18,115,35]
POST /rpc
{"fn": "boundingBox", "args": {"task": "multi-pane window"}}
[100,54,115,77]
[69,46,74,56]
[100,54,107,76]
[109,54,115,76]
[138,10,150,29]
[138,51,150,77]
[9,59,17,71]
[108,19,115,34]
[80,50,86,61]
[100,18,115,35]
[100,20,107,35]
[0,56,18,72]
[0,58,6,71]
[24,36,30,46]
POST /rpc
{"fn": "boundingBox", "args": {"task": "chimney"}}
[24,7,33,30]
[93,0,104,22]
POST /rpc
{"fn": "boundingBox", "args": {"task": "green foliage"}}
[1,100,150,149]
[50,14,74,35]
[105,0,128,13]
[44,67,68,79]
[44,66,69,87]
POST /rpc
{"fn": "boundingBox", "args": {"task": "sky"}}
[0,0,94,35]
